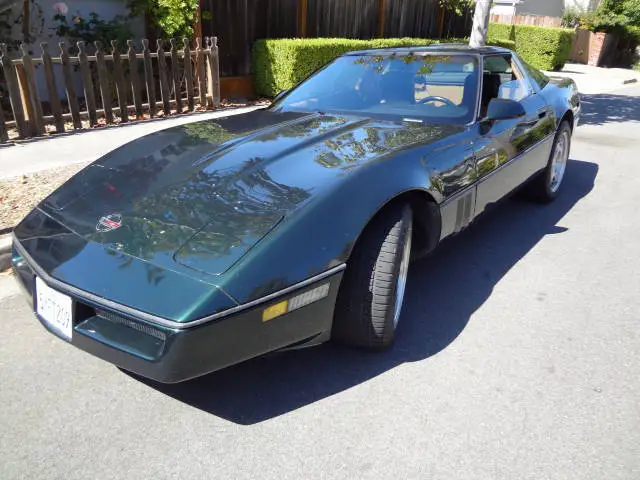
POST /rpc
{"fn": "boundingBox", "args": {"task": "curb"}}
[0,234,12,272]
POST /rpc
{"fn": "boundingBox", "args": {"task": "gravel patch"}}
[0,162,90,230]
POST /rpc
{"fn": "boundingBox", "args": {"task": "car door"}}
[472,54,556,216]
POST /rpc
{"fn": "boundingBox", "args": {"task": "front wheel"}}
[530,121,572,203]
[332,203,413,349]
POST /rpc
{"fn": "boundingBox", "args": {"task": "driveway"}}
[1,86,639,480]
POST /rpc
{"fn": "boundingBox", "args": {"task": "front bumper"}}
[12,242,344,383]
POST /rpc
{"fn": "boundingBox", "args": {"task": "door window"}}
[480,55,532,116]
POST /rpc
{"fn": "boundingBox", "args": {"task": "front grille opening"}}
[74,302,95,326]
[95,309,167,341]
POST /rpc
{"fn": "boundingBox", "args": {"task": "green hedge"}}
[488,23,574,71]
[253,37,515,97]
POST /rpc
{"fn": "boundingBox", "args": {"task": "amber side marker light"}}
[262,283,330,322]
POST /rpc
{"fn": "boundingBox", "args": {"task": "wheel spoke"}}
[392,222,412,328]
[549,131,569,193]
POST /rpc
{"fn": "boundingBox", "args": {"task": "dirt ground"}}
[0,162,89,231]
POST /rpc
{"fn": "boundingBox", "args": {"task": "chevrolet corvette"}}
[11,45,580,382]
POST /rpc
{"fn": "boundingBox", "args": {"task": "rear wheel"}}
[332,203,413,349]
[530,121,572,203]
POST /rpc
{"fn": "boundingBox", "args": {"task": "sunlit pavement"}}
[1,86,639,480]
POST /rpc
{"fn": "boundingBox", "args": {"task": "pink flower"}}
[53,2,68,15]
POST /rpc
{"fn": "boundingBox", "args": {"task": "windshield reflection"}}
[272,53,479,124]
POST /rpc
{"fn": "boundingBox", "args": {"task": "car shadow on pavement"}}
[578,92,640,126]
[133,159,599,425]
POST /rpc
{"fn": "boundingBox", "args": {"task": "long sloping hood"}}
[38,109,461,277]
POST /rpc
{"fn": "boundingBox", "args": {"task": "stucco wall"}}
[3,0,144,101]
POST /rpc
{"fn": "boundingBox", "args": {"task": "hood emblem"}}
[96,213,122,232]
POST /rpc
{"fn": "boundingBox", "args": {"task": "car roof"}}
[343,43,512,57]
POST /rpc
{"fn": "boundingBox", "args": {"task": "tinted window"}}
[272,54,479,124]
[520,59,550,89]
[482,54,531,104]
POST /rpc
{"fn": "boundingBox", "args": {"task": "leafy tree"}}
[439,0,474,16]
[52,11,132,52]
[128,0,209,39]
[585,0,640,32]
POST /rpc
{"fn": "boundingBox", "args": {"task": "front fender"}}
[216,149,437,304]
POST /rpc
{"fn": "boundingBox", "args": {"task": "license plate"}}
[35,277,73,341]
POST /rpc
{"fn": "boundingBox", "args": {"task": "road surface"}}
[1,86,639,480]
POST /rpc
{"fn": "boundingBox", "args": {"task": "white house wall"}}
[4,0,144,102]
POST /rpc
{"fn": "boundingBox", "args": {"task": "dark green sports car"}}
[12,45,580,382]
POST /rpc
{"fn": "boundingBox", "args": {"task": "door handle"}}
[538,110,547,119]
[519,118,538,127]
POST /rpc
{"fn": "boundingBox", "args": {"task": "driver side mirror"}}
[485,98,526,121]
[272,89,290,103]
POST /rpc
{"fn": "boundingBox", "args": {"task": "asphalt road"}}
[1,86,639,480]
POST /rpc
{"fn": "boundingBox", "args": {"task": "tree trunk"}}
[469,0,492,48]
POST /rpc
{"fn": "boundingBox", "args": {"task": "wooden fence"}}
[0,37,220,144]
[490,14,562,28]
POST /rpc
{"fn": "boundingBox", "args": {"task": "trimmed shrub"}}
[253,37,516,97]
[488,23,575,71]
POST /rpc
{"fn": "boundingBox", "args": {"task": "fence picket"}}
[94,41,114,123]
[156,39,171,115]
[0,97,8,142]
[59,42,82,129]
[41,43,64,133]
[170,39,183,113]
[111,40,128,123]
[127,40,143,118]
[183,38,195,111]
[0,43,28,138]
[195,38,207,107]
[78,41,98,126]
[209,37,220,107]
[142,39,156,117]
[20,44,45,135]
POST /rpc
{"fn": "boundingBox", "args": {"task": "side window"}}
[481,54,532,113]
[520,59,550,90]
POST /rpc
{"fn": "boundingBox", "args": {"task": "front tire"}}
[332,203,413,349]
[530,120,572,203]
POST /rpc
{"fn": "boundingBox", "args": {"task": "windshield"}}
[271,53,479,124]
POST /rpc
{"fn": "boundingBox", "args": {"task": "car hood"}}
[40,109,461,276]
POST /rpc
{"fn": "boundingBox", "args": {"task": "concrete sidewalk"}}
[544,63,640,94]
[0,106,262,180]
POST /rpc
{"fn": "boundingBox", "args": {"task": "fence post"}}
[59,42,81,129]
[195,37,206,108]
[183,38,195,111]
[156,39,171,115]
[0,43,28,138]
[170,39,183,113]
[20,43,45,136]
[142,39,156,117]
[127,40,143,118]
[78,41,98,126]
[111,40,128,123]
[0,96,7,143]
[94,41,114,123]
[41,43,65,134]
[206,37,220,107]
